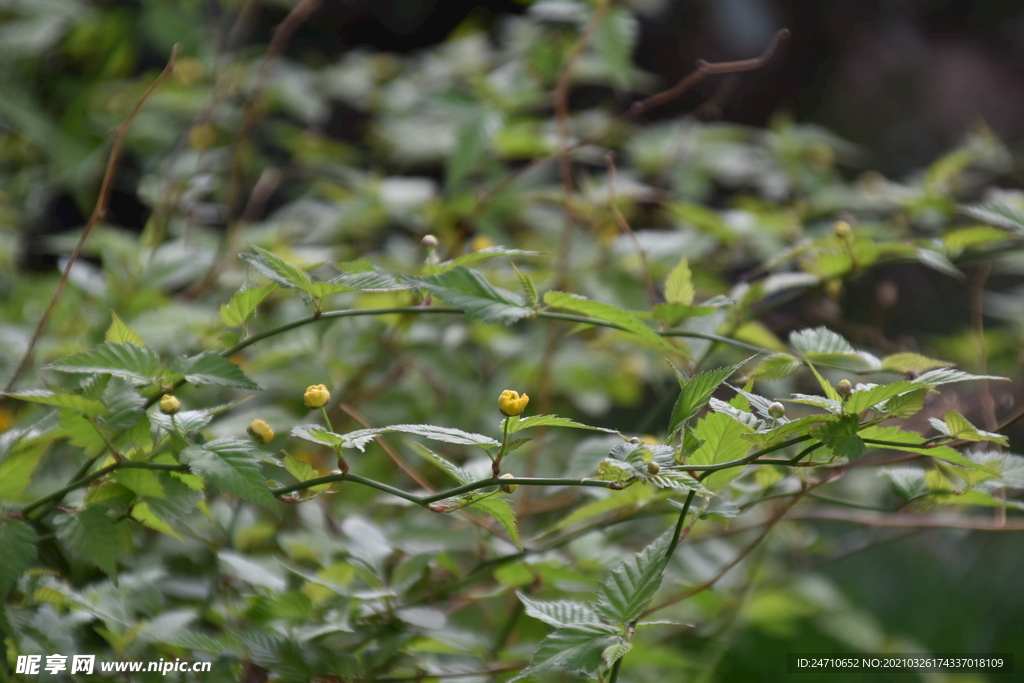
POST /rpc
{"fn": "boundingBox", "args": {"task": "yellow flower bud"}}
[304,384,330,409]
[247,419,275,444]
[471,235,494,252]
[159,394,181,415]
[834,220,852,239]
[498,390,529,416]
[500,473,518,493]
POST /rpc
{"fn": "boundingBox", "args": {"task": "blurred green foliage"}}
[2,1,1024,682]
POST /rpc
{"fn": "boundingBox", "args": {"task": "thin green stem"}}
[23,461,188,517]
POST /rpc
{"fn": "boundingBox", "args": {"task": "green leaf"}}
[651,301,720,327]
[938,411,1008,446]
[879,353,953,374]
[512,623,622,681]
[240,244,312,289]
[283,455,331,492]
[552,484,655,531]
[296,424,500,452]
[98,377,146,432]
[859,425,988,470]
[668,362,744,435]
[790,326,866,366]
[131,501,183,542]
[169,352,262,390]
[328,264,411,291]
[508,414,618,436]
[45,342,161,383]
[440,247,543,272]
[58,410,105,451]
[409,443,473,485]
[445,113,488,192]
[812,415,865,459]
[150,408,213,432]
[882,387,928,418]
[0,436,49,499]
[511,261,539,307]
[690,412,753,491]
[0,520,37,597]
[753,353,802,381]
[112,468,166,499]
[54,507,119,577]
[959,201,1024,234]
[105,310,144,346]
[517,593,600,628]
[593,6,637,89]
[406,266,533,325]
[220,284,277,327]
[6,390,107,417]
[805,362,842,401]
[916,247,962,278]
[179,438,277,511]
[593,530,672,624]
[602,641,633,668]
[881,467,929,499]
[915,368,1008,385]
[543,290,680,353]
[665,256,695,304]
[845,382,923,414]
[471,495,521,549]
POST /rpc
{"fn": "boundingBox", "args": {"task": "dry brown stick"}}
[605,152,657,306]
[786,506,1024,530]
[462,28,790,230]
[3,46,180,394]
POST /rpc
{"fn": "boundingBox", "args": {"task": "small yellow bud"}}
[159,395,181,415]
[498,390,530,416]
[421,234,439,248]
[500,473,518,493]
[834,220,852,239]
[247,419,275,444]
[471,235,494,252]
[304,384,331,409]
[836,379,853,398]
[768,401,786,419]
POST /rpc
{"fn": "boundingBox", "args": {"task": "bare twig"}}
[786,506,1024,530]
[3,46,180,394]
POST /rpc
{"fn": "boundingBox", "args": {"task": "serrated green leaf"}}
[45,342,161,383]
[881,387,928,418]
[112,468,166,499]
[169,352,261,390]
[150,408,213,432]
[790,326,854,356]
[812,415,865,459]
[915,368,1008,385]
[409,442,473,485]
[941,411,1008,446]
[552,484,654,531]
[845,382,923,414]
[959,201,1024,234]
[470,496,521,549]
[180,438,277,511]
[879,353,953,374]
[593,529,672,624]
[932,490,1024,510]
[58,410,105,451]
[916,247,962,278]
[512,623,622,681]
[651,301,719,327]
[240,244,312,289]
[690,412,753,491]
[328,267,411,291]
[131,501,183,542]
[220,284,276,327]
[406,266,533,324]
[859,425,989,470]
[511,261,538,307]
[665,256,694,305]
[283,455,330,492]
[602,641,633,668]
[98,377,146,432]
[881,467,929,499]
[54,506,119,577]
[668,362,744,434]
[753,353,802,381]
[944,225,1015,257]
[105,310,144,346]
[297,423,499,452]
[544,290,680,353]
[6,390,107,417]
[518,593,600,628]
[508,414,618,436]
[805,362,842,401]
[0,520,37,597]
[441,247,543,271]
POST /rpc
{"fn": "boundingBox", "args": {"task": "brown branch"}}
[786,506,1024,530]
[3,45,180,394]
[605,153,657,306]
[462,28,790,230]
